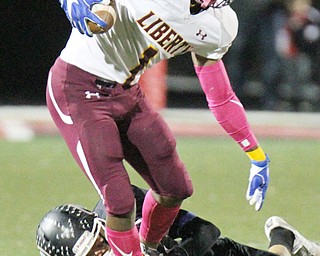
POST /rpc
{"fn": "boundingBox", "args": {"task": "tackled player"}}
[36,185,320,256]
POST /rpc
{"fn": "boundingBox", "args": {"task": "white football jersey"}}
[60,0,238,85]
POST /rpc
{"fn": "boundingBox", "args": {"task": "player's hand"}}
[246,155,270,211]
[59,0,108,36]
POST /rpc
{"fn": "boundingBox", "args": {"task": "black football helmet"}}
[36,204,106,256]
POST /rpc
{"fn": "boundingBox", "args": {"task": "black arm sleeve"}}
[179,217,221,256]
[168,211,221,256]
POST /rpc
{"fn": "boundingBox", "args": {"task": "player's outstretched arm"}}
[192,53,270,211]
[59,0,108,36]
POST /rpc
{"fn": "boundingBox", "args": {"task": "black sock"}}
[269,227,295,253]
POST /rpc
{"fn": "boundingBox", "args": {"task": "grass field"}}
[1,135,320,256]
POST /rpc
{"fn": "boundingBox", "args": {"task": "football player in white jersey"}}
[47,0,270,255]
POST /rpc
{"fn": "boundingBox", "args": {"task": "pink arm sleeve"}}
[194,60,258,151]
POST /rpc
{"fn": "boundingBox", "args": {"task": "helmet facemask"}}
[73,217,105,256]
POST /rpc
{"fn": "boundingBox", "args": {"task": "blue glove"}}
[246,155,270,211]
[59,0,108,36]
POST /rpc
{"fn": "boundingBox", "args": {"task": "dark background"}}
[1,1,320,111]
[0,1,70,105]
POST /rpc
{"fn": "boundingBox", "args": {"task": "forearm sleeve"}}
[194,60,258,151]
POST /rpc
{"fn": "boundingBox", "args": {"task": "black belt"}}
[95,79,133,90]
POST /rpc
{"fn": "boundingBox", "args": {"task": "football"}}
[88,3,116,34]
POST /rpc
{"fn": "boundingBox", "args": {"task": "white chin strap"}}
[73,218,105,256]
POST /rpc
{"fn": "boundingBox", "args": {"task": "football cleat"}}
[265,216,320,256]
[141,244,165,256]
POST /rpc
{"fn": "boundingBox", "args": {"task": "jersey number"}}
[124,47,158,85]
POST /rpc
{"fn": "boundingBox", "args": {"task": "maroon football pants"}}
[46,58,193,215]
